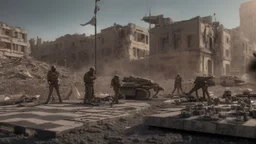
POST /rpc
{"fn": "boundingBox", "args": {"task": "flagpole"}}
[94,0,97,74]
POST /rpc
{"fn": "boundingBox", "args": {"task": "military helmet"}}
[51,65,56,70]
[114,74,119,78]
[89,67,95,71]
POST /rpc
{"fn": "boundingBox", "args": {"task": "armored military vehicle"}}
[120,76,164,100]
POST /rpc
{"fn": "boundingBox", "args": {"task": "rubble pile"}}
[0,56,76,100]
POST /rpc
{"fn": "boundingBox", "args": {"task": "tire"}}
[135,88,150,100]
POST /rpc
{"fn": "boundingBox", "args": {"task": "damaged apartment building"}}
[30,23,149,70]
[144,15,231,78]
[0,22,29,58]
[229,27,255,74]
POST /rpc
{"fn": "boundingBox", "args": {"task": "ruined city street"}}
[0,93,256,144]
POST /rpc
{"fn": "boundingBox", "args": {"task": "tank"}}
[120,76,164,100]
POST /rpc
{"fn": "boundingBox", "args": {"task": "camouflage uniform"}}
[171,73,183,95]
[111,75,121,104]
[84,67,97,104]
[45,66,62,104]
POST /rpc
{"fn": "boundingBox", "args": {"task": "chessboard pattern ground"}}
[144,106,256,139]
[0,100,150,138]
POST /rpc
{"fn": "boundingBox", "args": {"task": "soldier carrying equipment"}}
[111,75,121,104]
[171,73,183,96]
[187,76,215,101]
[84,67,97,104]
[45,65,63,104]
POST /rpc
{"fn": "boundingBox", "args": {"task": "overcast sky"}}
[0,0,250,41]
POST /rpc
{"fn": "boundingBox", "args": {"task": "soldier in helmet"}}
[84,67,97,104]
[111,74,121,104]
[45,65,62,104]
[171,73,183,96]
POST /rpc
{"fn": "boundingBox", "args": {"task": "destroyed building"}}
[144,15,231,78]
[240,0,256,43]
[30,23,149,70]
[0,22,30,58]
[30,34,92,68]
[229,27,255,73]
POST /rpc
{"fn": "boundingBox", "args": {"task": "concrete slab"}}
[144,107,256,139]
[0,100,150,138]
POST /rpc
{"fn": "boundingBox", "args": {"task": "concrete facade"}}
[240,0,256,42]
[147,16,231,78]
[0,22,29,58]
[30,23,149,69]
[229,27,254,73]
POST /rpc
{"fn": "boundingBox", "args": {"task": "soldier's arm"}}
[83,74,87,83]
[47,71,51,81]
[90,75,97,80]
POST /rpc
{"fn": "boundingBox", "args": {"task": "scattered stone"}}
[119,118,127,122]
[132,138,140,143]
[104,135,123,141]
[86,128,102,133]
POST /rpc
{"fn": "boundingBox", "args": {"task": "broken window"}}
[146,36,149,44]
[173,34,180,49]
[209,38,213,49]
[225,49,229,57]
[133,47,136,57]
[226,37,229,44]
[21,46,25,52]
[137,49,140,58]
[161,38,168,51]
[137,33,146,43]
[187,35,192,48]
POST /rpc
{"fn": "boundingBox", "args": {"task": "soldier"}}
[111,75,121,104]
[45,65,62,104]
[171,73,183,96]
[84,67,97,104]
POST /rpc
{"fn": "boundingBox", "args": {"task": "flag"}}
[94,5,100,14]
[80,16,96,26]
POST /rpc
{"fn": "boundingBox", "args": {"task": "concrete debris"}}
[0,56,77,101]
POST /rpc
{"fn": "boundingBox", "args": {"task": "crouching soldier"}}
[45,65,62,104]
[84,67,97,104]
[111,75,121,104]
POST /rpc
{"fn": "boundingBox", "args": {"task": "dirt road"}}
[0,97,255,144]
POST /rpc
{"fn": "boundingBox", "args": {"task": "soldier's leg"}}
[177,86,180,95]
[45,85,54,104]
[171,85,177,94]
[84,85,87,104]
[87,85,93,103]
[114,87,120,104]
[54,85,62,103]
[180,84,183,93]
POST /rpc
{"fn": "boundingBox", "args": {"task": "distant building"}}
[30,23,149,69]
[229,27,255,73]
[0,22,29,58]
[146,15,231,78]
[240,0,256,42]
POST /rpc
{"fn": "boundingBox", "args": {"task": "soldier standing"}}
[171,73,183,96]
[45,65,62,104]
[111,75,121,104]
[84,67,97,104]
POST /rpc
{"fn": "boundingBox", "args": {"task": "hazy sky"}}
[0,0,250,41]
